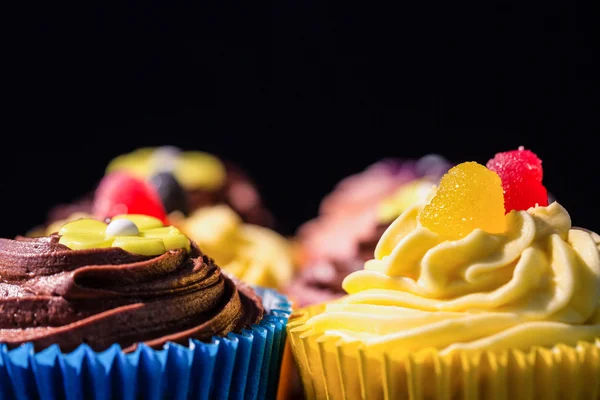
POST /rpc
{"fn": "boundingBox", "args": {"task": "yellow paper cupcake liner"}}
[287,304,600,400]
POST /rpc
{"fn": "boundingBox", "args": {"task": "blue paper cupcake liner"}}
[0,287,291,400]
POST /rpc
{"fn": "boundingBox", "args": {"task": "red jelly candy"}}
[93,172,168,223]
[486,146,549,213]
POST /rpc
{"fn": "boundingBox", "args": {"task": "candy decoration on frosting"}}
[100,146,276,228]
[105,218,140,237]
[486,146,549,213]
[173,151,227,191]
[105,147,155,178]
[58,214,190,256]
[149,171,190,215]
[150,145,182,172]
[420,161,506,239]
[93,172,168,223]
[106,147,227,191]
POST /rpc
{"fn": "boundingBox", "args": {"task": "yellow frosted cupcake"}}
[176,204,295,290]
[287,149,600,399]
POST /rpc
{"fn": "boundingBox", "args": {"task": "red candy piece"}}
[486,146,549,213]
[93,172,169,223]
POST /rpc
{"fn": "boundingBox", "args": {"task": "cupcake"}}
[106,146,274,227]
[30,169,296,293]
[174,204,296,291]
[1,214,291,399]
[287,148,600,399]
[289,155,452,307]
[34,146,274,235]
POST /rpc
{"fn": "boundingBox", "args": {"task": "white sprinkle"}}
[151,146,181,172]
[106,219,140,237]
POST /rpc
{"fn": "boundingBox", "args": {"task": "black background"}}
[2,1,598,238]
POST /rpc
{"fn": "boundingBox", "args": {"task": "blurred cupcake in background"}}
[105,146,275,227]
[29,146,275,235]
[288,154,453,308]
[174,205,295,291]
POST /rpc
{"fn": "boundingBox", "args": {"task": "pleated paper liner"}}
[0,287,291,400]
[288,304,600,400]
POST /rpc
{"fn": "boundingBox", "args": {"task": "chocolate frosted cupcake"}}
[289,155,452,308]
[1,214,290,399]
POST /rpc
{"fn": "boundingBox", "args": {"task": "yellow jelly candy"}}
[420,162,506,239]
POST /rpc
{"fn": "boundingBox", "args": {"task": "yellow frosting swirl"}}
[302,201,600,355]
[180,205,295,289]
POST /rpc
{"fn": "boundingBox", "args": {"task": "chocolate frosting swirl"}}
[0,235,263,352]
